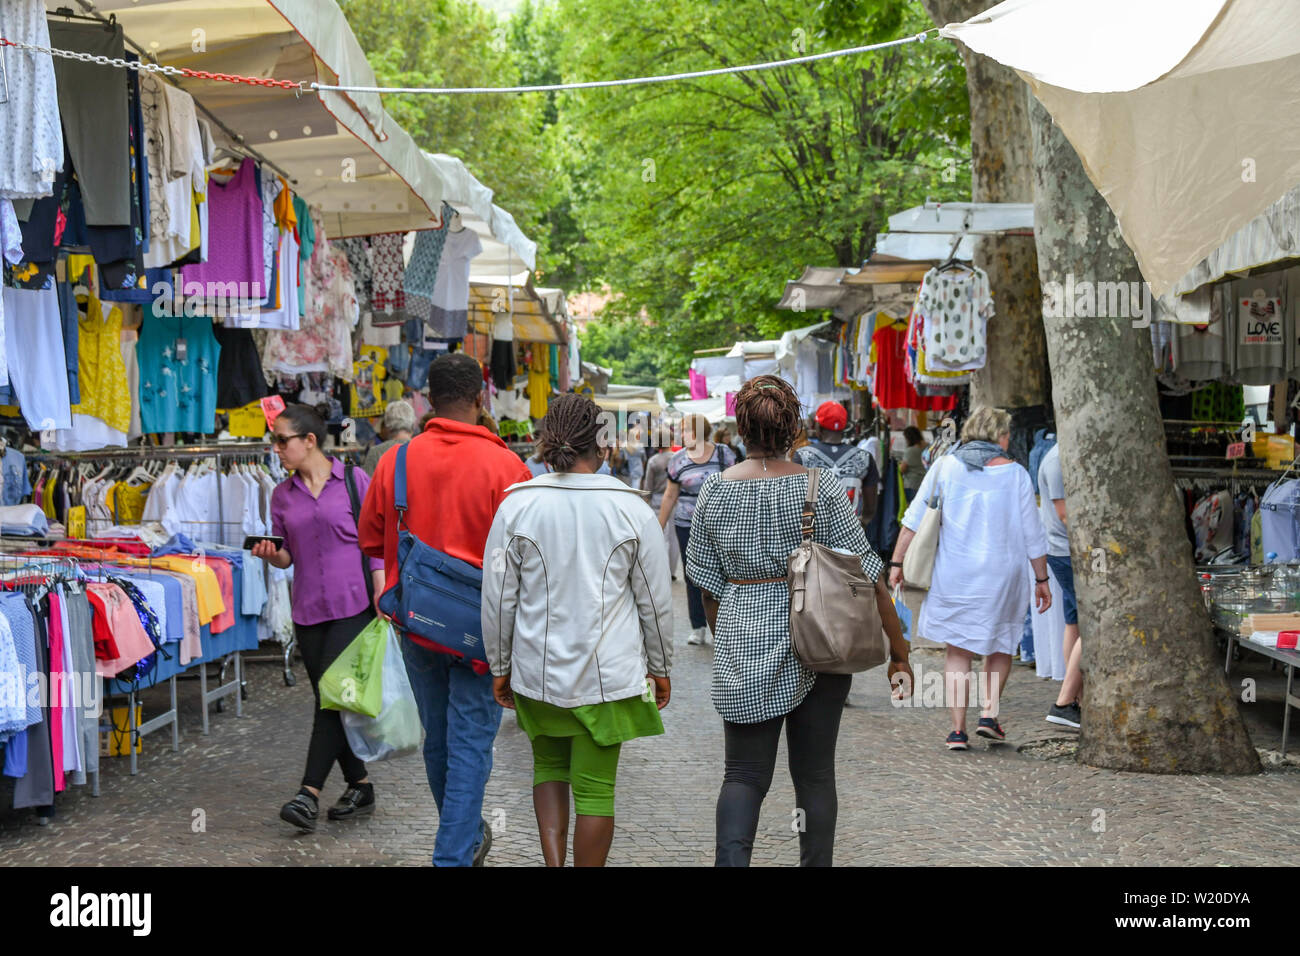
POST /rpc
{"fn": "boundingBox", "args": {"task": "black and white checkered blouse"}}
[686,470,884,724]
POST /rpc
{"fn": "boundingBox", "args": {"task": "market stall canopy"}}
[593,384,666,415]
[942,0,1300,296]
[672,396,728,424]
[886,202,1033,237]
[56,0,534,261]
[468,278,568,344]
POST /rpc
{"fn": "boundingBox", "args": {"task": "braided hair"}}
[538,393,603,472]
[735,374,802,455]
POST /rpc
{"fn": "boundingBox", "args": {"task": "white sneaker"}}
[703,629,714,646]
[686,628,705,645]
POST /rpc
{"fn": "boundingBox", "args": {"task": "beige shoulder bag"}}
[787,469,888,674]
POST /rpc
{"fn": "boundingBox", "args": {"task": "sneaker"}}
[327,783,376,821]
[1046,702,1082,728]
[472,819,493,867]
[279,789,319,832]
[1016,655,1036,667]
[975,717,1007,742]
[686,628,705,645]
[703,629,714,646]
[945,731,969,750]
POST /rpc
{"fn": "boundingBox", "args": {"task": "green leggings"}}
[531,733,622,817]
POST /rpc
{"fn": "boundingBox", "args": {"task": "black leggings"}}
[715,672,852,867]
[296,610,371,791]
[675,523,707,630]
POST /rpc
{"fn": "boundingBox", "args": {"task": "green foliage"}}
[545,0,970,387]
[336,0,971,395]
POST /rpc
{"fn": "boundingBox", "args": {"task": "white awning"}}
[61,0,534,263]
[942,0,1300,296]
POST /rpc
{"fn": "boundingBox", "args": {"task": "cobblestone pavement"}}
[2,578,1299,866]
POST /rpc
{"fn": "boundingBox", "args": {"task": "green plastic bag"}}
[319,617,387,717]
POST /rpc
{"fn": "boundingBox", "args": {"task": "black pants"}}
[715,672,852,867]
[297,610,371,791]
[675,523,707,630]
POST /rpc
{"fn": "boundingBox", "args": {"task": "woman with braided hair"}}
[482,393,673,866]
[685,375,911,867]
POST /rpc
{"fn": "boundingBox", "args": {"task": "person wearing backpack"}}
[482,394,673,867]
[358,354,532,867]
[253,404,385,833]
[794,401,879,527]
[685,376,910,866]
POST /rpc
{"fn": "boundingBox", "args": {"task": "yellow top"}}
[72,290,132,434]
[107,482,152,524]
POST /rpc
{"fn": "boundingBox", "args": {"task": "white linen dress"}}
[901,456,1048,655]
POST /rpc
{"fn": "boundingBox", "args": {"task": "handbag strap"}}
[344,460,375,606]
[393,440,409,530]
[801,468,821,541]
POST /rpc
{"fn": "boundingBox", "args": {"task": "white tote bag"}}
[902,455,952,590]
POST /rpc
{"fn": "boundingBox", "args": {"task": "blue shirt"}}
[2,448,31,506]
[138,309,221,434]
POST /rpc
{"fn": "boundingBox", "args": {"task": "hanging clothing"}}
[527,355,551,419]
[2,284,73,430]
[181,158,265,297]
[424,226,482,338]
[137,309,222,434]
[914,265,995,372]
[0,1,64,202]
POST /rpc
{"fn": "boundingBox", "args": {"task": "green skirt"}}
[514,687,664,748]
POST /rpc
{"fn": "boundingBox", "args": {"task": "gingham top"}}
[686,471,884,724]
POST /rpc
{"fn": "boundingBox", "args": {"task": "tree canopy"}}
[339,0,972,395]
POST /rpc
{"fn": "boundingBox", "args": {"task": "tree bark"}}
[920,0,1047,409]
[1028,95,1259,774]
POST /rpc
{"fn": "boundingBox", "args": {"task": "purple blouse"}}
[271,457,382,626]
[181,157,265,297]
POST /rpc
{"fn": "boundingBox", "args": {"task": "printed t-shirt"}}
[137,308,221,434]
[667,445,736,527]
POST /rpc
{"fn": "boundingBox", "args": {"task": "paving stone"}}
[2,578,1298,865]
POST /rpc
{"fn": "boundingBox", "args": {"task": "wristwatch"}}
[888,561,903,568]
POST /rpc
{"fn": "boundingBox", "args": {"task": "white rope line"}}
[311,31,937,95]
[3,27,936,96]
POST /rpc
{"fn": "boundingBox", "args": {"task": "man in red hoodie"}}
[360,353,531,866]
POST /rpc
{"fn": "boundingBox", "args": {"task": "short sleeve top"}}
[666,444,736,527]
[686,471,883,723]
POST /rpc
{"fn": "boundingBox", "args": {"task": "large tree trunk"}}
[1028,95,1259,774]
[920,0,1047,409]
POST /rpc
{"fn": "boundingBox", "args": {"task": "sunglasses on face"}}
[271,433,305,448]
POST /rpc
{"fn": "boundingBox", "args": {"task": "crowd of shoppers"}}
[265,348,1085,865]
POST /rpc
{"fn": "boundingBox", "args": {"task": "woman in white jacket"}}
[481,394,673,867]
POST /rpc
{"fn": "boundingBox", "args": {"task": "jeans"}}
[296,611,370,790]
[675,523,706,629]
[400,637,503,866]
[1019,608,1035,661]
[715,672,852,867]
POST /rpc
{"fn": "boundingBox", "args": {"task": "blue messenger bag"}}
[377,442,488,663]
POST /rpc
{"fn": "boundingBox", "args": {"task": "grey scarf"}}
[952,439,1006,471]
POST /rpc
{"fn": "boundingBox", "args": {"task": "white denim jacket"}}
[481,471,673,707]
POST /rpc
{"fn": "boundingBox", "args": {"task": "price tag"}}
[174,337,188,362]
[260,395,286,428]
[1226,442,1246,460]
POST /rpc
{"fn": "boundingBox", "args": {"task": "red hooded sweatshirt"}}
[359,417,533,671]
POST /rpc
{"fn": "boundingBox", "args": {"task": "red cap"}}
[815,402,848,431]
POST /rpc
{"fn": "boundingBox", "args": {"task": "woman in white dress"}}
[887,407,1052,750]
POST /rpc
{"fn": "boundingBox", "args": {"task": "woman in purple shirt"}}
[252,404,385,832]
